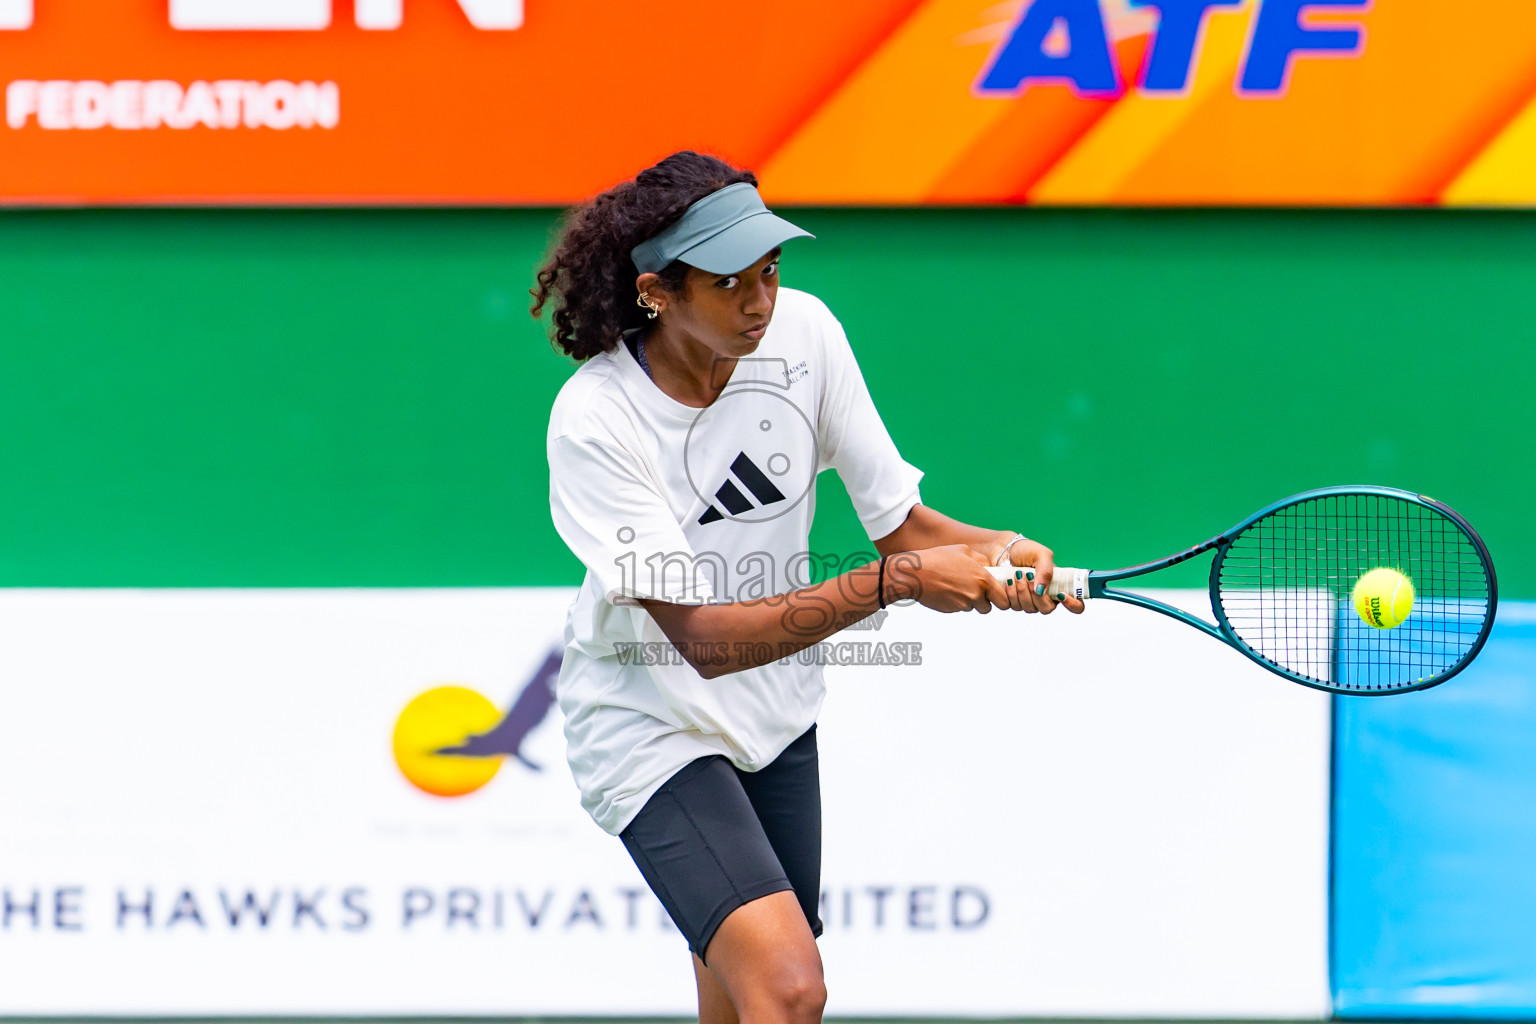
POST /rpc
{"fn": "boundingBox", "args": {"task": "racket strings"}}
[1214,493,1492,693]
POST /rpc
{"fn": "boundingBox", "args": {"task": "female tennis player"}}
[533,151,1084,1024]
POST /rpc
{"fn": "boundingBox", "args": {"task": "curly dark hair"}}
[530,151,758,361]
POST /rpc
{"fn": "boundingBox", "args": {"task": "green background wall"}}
[0,209,1527,594]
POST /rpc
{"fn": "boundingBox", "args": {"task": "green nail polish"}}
[1005,577,1013,587]
[1035,584,1045,595]
[1026,571,1035,581]
[1015,570,1023,580]
[1056,592,1065,601]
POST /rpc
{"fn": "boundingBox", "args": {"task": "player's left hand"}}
[999,540,1086,615]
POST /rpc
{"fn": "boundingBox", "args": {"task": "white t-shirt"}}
[546,287,923,834]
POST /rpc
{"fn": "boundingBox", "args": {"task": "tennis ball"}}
[1353,568,1414,629]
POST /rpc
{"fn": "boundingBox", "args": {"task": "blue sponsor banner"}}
[1333,602,1536,1017]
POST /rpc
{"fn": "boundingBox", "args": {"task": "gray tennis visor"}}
[631,182,813,275]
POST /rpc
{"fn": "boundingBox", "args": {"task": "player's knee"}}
[771,966,826,1024]
[736,961,825,1024]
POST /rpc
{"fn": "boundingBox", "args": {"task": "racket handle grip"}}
[986,564,1089,601]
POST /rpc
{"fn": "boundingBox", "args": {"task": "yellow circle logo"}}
[392,686,504,797]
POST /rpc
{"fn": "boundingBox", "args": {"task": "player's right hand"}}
[886,545,1010,614]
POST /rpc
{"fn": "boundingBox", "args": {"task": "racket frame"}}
[1083,485,1499,695]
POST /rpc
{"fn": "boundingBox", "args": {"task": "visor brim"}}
[674,211,813,274]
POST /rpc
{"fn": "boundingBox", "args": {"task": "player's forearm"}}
[640,560,907,679]
[876,504,1015,564]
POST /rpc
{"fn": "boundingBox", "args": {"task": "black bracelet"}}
[877,555,888,610]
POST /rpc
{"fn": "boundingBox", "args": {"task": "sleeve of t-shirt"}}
[548,433,715,606]
[815,307,924,541]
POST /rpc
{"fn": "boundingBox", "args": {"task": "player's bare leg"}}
[698,890,824,1024]
[694,954,739,1024]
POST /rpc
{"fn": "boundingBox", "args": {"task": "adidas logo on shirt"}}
[698,452,787,525]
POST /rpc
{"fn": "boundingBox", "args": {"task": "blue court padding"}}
[1333,601,1536,1018]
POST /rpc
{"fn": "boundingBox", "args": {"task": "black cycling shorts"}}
[619,725,822,963]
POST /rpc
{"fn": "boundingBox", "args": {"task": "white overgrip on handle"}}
[986,564,1089,601]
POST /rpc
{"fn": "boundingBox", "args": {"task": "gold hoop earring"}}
[637,292,661,319]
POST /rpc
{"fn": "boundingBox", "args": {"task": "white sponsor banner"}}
[0,588,1330,1017]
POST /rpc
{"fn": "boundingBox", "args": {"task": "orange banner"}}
[2,1,1535,205]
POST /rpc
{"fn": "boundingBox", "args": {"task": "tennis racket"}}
[988,485,1497,695]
